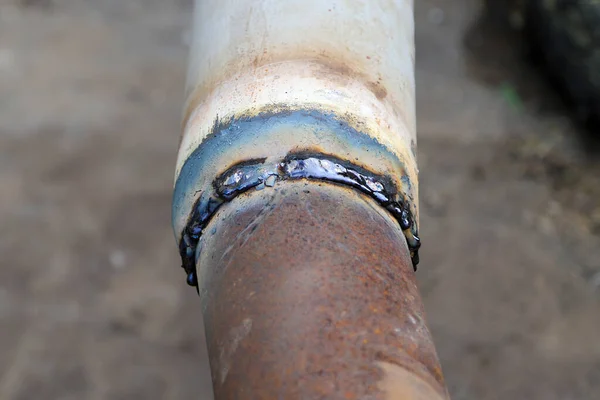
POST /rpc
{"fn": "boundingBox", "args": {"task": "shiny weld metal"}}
[179,153,421,288]
[196,181,448,400]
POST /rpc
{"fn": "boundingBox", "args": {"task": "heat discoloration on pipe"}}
[182,0,415,148]
[173,108,422,287]
[178,60,417,183]
[173,107,418,243]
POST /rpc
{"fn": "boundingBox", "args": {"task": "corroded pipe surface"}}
[196,181,447,400]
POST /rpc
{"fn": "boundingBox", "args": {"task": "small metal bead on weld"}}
[400,209,412,230]
[411,235,421,250]
[186,271,198,287]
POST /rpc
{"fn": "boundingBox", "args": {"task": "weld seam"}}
[178,154,421,290]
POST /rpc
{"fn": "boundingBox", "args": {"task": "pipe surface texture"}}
[172,0,448,398]
[196,181,447,399]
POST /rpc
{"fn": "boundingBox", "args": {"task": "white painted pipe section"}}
[173,0,420,252]
[178,0,416,179]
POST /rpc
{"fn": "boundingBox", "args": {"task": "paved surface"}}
[1,0,599,399]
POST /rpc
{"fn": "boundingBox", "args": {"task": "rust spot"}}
[367,81,388,100]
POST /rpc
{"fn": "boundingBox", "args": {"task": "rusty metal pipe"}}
[196,181,447,399]
[172,0,448,397]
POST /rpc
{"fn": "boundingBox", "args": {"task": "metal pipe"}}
[196,181,447,399]
[172,0,448,397]
[173,0,420,249]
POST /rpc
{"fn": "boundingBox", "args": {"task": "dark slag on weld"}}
[178,153,421,291]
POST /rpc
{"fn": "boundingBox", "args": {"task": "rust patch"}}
[367,81,388,100]
[197,182,446,399]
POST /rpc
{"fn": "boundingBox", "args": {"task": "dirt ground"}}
[1,0,599,399]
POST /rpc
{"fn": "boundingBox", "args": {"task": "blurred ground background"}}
[1,0,599,399]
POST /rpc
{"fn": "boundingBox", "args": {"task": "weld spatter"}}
[215,161,279,200]
[186,271,198,287]
[179,154,420,290]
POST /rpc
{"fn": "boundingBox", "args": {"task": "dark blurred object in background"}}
[486,0,600,144]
